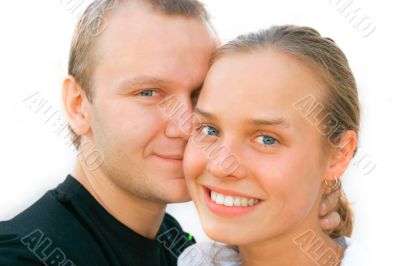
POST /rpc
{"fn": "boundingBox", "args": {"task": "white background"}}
[0,1,399,265]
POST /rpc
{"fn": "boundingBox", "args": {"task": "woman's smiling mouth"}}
[202,186,263,217]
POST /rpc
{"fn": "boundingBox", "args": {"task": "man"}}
[0,0,341,265]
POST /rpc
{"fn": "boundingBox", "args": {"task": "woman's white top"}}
[178,237,367,266]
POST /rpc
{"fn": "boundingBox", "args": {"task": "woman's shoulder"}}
[178,242,241,266]
[178,237,367,266]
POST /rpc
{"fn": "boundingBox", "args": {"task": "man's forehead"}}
[96,7,216,60]
[91,2,216,94]
[101,1,213,40]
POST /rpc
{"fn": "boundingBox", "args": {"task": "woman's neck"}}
[239,220,344,266]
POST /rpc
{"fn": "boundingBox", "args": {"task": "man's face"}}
[86,4,215,204]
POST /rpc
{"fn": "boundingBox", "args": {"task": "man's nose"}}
[162,95,194,140]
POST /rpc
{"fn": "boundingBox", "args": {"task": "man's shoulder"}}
[161,213,185,231]
[157,213,196,260]
[0,190,106,266]
[160,213,194,241]
[0,189,88,239]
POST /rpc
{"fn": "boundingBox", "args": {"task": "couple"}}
[0,0,361,265]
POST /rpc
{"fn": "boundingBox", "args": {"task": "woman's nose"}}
[206,142,247,180]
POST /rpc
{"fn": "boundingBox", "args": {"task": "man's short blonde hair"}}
[67,0,210,149]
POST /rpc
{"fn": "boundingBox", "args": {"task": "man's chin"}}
[164,190,192,204]
[160,180,192,203]
[166,194,192,203]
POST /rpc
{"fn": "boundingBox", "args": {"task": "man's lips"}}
[154,154,183,160]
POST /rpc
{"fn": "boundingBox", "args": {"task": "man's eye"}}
[139,89,158,97]
[196,125,219,137]
[255,135,277,146]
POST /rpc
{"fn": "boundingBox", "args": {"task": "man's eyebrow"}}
[114,76,172,90]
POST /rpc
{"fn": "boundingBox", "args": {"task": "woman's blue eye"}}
[256,135,277,146]
[139,90,157,97]
[201,126,219,137]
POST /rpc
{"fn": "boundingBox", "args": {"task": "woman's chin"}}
[201,219,253,245]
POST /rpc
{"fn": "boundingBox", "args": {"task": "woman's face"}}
[183,49,332,245]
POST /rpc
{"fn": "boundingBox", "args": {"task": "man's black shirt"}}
[0,175,195,266]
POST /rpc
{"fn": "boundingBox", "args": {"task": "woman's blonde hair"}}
[211,25,360,238]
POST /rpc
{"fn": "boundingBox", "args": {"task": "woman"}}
[179,25,363,265]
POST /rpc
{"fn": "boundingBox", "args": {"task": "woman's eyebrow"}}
[194,107,289,128]
[194,107,217,120]
[249,118,290,128]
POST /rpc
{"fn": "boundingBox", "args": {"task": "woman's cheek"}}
[183,139,208,182]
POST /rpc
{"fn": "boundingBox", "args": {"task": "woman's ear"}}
[62,75,92,137]
[325,130,358,181]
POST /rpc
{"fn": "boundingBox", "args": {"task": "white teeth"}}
[210,190,260,207]
[211,191,217,201]
[233,197,241,207]
[216,193,225,204]
[248,198,254,206]
[240,197,248,207]
[223,196,234,206]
